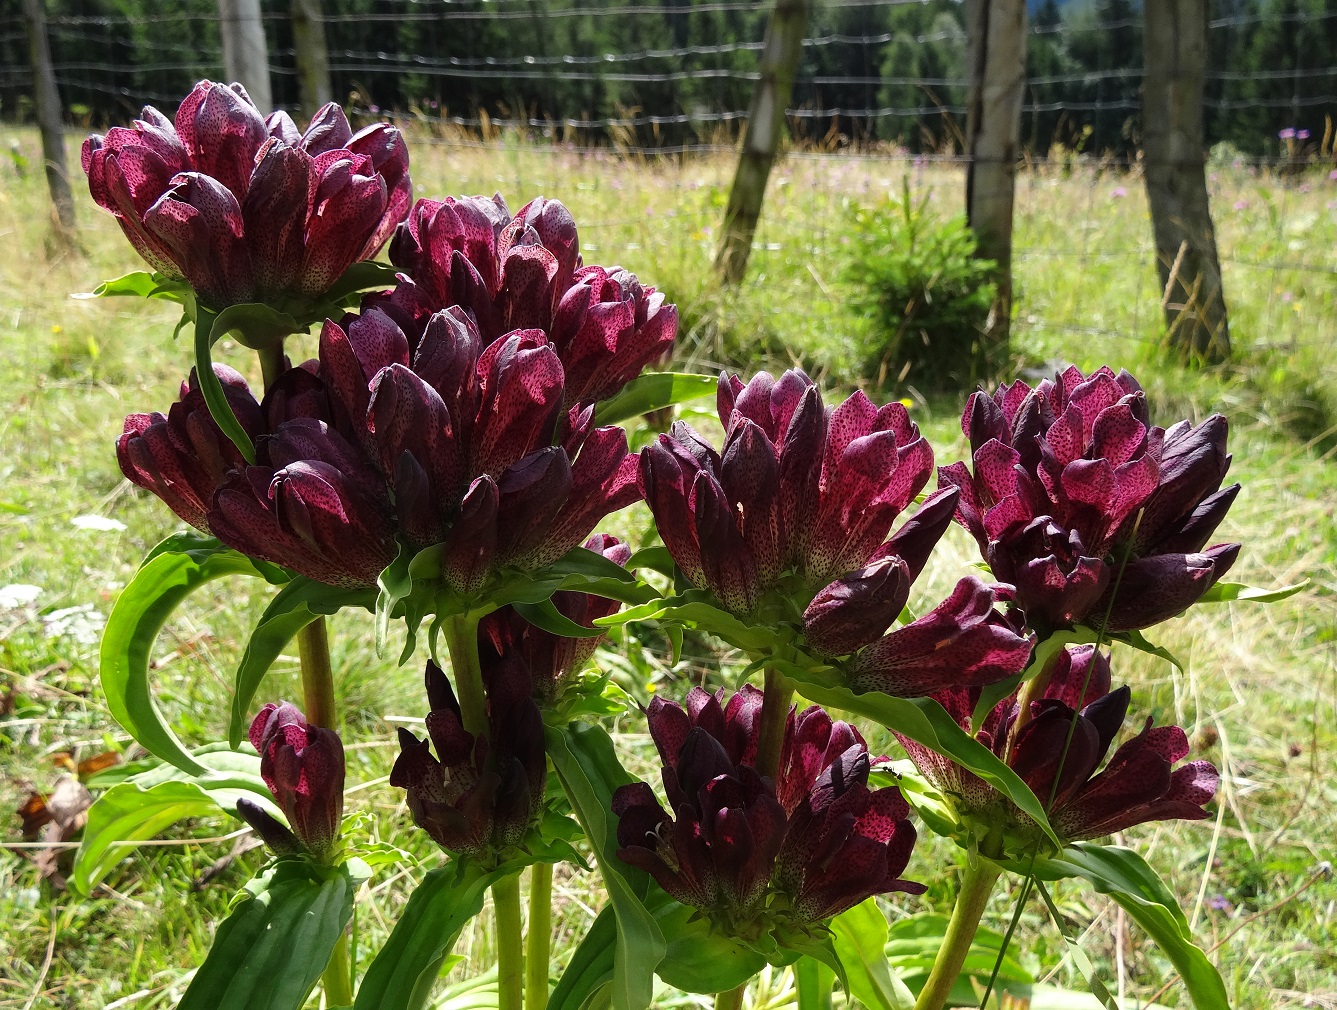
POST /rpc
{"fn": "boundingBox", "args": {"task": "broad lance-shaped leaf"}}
[545,721,665,1010]
[652,894,766,994]
[178,858,361,1010]
[592,371,718,427]
[1026,843,1230,1010]
[101,535,283,776]
[353,860,512,1010]
[549,904,617,1010]
[782,672,1063,850]
[73,744,276,895]
[229,577,377,747]
[829,899,915,1010]
[1198,579,1308,604]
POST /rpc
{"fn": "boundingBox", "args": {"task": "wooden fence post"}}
[963,0,1026,347]
[713,0,811,286]
[20,0,76,241]
[218,0,273,112]
[291,0,332,117]
[1143,0,1230,361]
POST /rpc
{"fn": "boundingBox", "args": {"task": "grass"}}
[0,123,1334,1010]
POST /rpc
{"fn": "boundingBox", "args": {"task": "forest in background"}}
[1,0,1335,155]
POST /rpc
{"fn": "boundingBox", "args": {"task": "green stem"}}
[494,872,525,1010]
[257,339,287,392]
[912,856,1003,1010]
[715,981,747,1010]
[526,863,553,1010]
[298,617,337,730]
[754,666,794,781]
[321,931,354,1007]
[441,612,488,738]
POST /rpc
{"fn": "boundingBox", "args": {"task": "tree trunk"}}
[218,0,273,112]
[291,0,332,117]
[713,0,811,286]
[963,0,1026,347]
[1143,0,1230,361]
[21,0,76,241]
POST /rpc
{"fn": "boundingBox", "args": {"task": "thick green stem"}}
[257,339,287,392]
[494,872,526,1010]
[321,930,354,1006]
[715,982,747,1010]
[441,612,488,738]
[526,863,552,1010]
[298,617,337,730]
[754,667,794,782]
[913,857,1003,1010]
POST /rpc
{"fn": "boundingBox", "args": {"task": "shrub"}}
[845,178,999,392]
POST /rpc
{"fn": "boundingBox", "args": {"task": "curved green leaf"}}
[547,546,637,583]
[1198,579,1308,604]
[102,540,271,775]
[354,861,504,1010]
[550,905,617,1010]
[515,598,607,638]
[654,899,765,994]
[178,859,356,1010]
[829,899,915,1010]
[1029,843,1230,1010]
[783,675,1063,850]
[229,578,376,747]
[77,269,190,302]
[546,722,665,1010]
[323,260,402,306]
[194,310,257,462]
[592,372,717,427]
[795,957,835,1010]
[73,745,278,895]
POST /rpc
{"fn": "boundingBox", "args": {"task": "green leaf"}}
[783,675,1063,851]
[1110,629,1184,671]
[795,957,835,1010]
[623,546,677,580]
[354,861,505,1010]
[77,269,189,301]
[546,722,666,1010]
[1029,844,1230,1010]
[73,745,278,894]
[1198,579,1308,604]
[593,593,777,654]
[550,905,617,1010]
[546,545,637,583]
[101,540,272,776]
[515,598,608,638]
[178,859,356,1010]
[229,578,376,747]
[884,912,1034,1000]
[210,301,304,351]
[323,260,402,305]
[1033,879,1120,1010]
[829,899,915,1010]
[592,371,717,427]
[194,310,256,463]
[653,898,766,994]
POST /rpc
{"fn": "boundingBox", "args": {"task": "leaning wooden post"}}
[218,0,273,111]
[713,0,811,286]
[20,0,76,241]
[962,0,1026,347]
[1142,0,1230,362]
[291,0,332,117]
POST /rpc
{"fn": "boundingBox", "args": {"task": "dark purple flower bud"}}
[248,702,344,857]
[471,330,564,477]
[117,364,264,533]
[236,796,303,856]
[898,645,1218,846]
[848,576,1034,697]
[638,435,707,587]
[440,476,499,596]
[615,688,919,932]
[1097,544,1240,632]
[209,421,397,589]
[550,266,679,405]
[802,555,912,656]
[143,172,256,309]
[494,448,573,566]
[318,309,411,452]
[84,81,411,312]
[390,661,546,864]
[940,366,1241,634]
[532,426,640,568]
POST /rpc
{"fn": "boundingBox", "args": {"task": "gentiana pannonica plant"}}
[75,81,1299,1010]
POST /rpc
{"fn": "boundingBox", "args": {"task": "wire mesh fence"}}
[2,0,1335,376]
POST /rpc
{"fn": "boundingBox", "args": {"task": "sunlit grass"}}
[0,123,1334,1009]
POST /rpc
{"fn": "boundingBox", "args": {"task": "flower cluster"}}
[390,660,547,865]
[478,534,631,707]
[237,702,345,858]
[898,645,1218,847]
[612,687,922,938]
[939,365,1240,633]
[83,81,409,312]
[640,370,1032,697]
